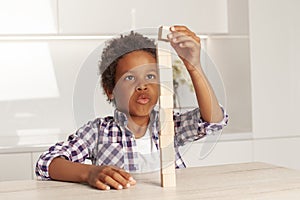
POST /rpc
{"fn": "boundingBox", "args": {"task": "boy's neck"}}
[127,115,150,139]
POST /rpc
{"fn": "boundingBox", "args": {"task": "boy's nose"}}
[136,83,148,91]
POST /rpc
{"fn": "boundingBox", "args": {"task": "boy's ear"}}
[105,88,114,100]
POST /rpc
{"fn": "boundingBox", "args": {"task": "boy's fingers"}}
[100,173,124,190]
[94,180,110,190]
[101,167,133,188]
[170,25,191,32]
[88,166,134,190]
[110,170,130,188]
[169,35,200,52]
[169,26,200,43]
[178,41,196,49]
[170,34,196,44]
[169,31,200,44]
[110,166,134,180]
[170,26,196,37]
[114,168,136,185]
[170,29,194,38]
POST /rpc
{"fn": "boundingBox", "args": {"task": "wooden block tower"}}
[157,26,176,187]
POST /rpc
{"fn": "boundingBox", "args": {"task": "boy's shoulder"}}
[80,115,115,129]
[102,115,115,122]
[94,115,115,125]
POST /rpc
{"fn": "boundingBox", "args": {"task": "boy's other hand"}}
[87,165,136,190]
[168,25,201,71]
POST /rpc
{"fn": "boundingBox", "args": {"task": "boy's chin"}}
[128,108,153,117]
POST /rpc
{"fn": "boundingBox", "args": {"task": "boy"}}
[36,25,228,190]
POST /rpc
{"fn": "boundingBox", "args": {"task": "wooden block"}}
[157,50,172,65]
[159,134,174,148]
[161,162,176,174]
[161,173,176,187]
[160,145,175,164]
[160,120,175,135]
[160,81,174,90]
[160,81,174,92]
[157,47,171,56]
[159,108,173,122]
[157,25,176,188]
[159,68,173,82]
[159,95,174,108]
[157,56,172,69]
[160,121,175,136]
[158,26,170,42]
[157,42,172,58]
[160,85,173,96]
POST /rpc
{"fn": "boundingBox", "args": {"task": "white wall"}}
[58,0,228,34]
[249,0,300,169]
[249,0,300,138]
[206,0,251,134]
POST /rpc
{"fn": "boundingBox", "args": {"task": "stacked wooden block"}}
[157,26,176,187]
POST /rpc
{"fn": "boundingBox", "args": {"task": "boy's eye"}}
[124,75,135,81]
[146,74,156,80]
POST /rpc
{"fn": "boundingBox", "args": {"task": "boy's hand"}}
[87,165,136,190]
[168,25,201,71]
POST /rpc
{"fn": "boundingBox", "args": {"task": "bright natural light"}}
[0,42,59,101]
[0,0,57,34]
[16,128,61,145]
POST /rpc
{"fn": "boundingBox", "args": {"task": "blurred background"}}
[0,0,299,181]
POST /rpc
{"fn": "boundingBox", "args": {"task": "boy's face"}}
[109,50,159,118]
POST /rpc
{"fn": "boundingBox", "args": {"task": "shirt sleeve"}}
[35,118,101,180]
[174,105,228,146]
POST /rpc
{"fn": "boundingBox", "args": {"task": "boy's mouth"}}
[136,94,150,105]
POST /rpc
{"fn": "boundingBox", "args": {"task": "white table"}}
[1,162,300,200]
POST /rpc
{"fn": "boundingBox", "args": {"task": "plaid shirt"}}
[36,108,228,180]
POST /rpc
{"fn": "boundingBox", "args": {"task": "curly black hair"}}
[99,31,157,103]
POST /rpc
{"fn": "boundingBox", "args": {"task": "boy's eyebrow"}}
[122,69,158,75]
[147,69,158,73]
[124,67,158,74]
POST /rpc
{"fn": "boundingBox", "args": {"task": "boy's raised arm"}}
[168,25,224,123]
